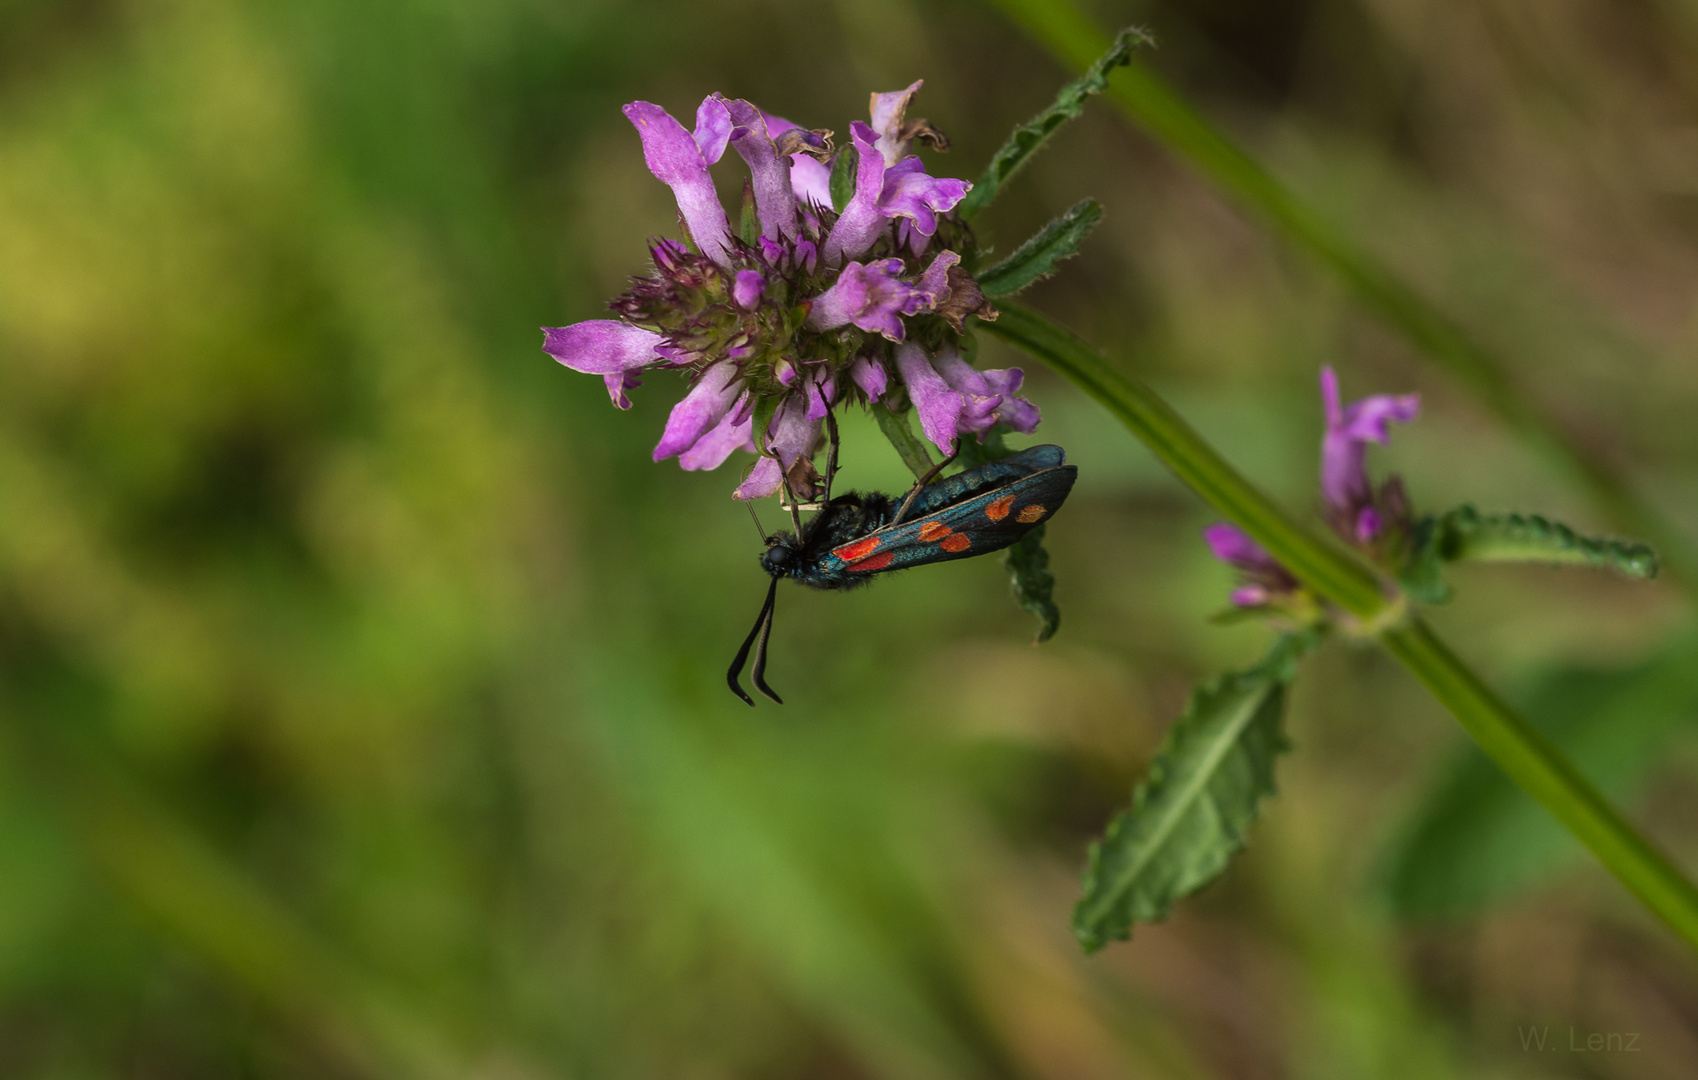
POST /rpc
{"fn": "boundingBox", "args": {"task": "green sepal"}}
[977,199,1104,297]
[829,146,858,215]
[958,27,1150,221]
[739,178,760,246]
[871,402,933,480]
[1402,505,1658,602]
[1072,632,1313,952]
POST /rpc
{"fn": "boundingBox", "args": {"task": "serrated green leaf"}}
[977,200,1103,297]
[871,402,933,480]
[1436,504,1658,579]
[958,27,1150,221]
[1073,635,1307,952]
[1377,631,1698,918]
[1005,524,1059,643]
[829,146,858,215]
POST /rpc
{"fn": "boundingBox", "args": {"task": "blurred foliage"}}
[1,0,1696,1077]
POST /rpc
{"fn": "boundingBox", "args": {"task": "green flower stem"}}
[978,0,1698,588]
[1379,620,1698,947]
[980,300,1698,950]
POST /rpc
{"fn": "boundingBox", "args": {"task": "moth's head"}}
[759,534,799,576]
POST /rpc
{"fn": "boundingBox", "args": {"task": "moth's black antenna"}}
[745,500,769,544]
[748,582,782,704]
[727,577,782,706]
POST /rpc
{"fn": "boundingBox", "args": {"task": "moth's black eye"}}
[761,544,793,572]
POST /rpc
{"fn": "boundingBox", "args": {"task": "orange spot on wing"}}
[917,521,952,541]
[939,533,972,553]
[833,536,880,561]
[1016,504,1046,523]
[986,495,1015,521]
[847,550,896,572]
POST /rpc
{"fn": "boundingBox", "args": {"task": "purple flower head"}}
[546,85,1024,502]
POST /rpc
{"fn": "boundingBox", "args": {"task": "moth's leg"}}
[783,475,804,535]
[822,409,840,502]
[891,449,958,526]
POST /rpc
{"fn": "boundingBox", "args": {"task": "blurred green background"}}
[3,0,1697,1076]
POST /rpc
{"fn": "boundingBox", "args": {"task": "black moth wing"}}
[820,463,1078,578]
[900,444,1067,520]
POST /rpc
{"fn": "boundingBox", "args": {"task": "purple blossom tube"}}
[735,456,783,501]
[805,259,922,342]
[678,393,754,471]
[653,361,744,461]
[719,96,800,243]
[821,123,889,264]
[894,342,963,455]
[877,158,969,239]
[850,356,888,400]
[1319,366,1420,511]
[869,80,924,165]
[623,101,734,266]
[542,321,664,409]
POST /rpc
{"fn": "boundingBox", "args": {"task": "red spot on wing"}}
[833,536,880,562]
[986,495,1015,521]
[917,521,952,541]
[846,550,896,572]
[1016,504,1046,523]
[939,533,972,553]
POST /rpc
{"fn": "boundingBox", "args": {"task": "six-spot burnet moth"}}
[728,444,1079,705]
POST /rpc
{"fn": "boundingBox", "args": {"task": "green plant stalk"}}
[980,300,1698,950]
[978,0,1698,587]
